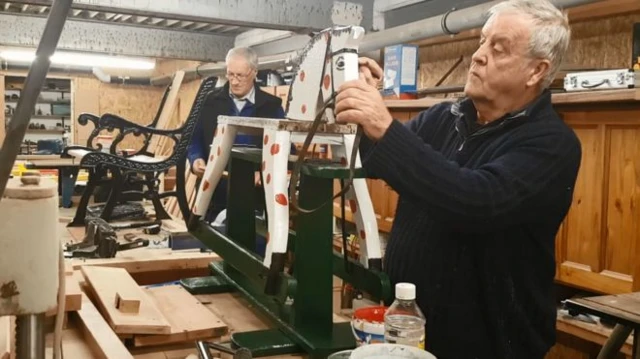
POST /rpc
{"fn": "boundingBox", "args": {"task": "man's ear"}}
[527,59,551,87]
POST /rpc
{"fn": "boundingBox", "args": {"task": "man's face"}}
[226,56,256,97]
[464,12,545,103]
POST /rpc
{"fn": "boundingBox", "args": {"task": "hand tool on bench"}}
[64,217,149,258]
[196,340,252,359]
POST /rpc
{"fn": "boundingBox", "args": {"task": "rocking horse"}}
[189,25,383,291]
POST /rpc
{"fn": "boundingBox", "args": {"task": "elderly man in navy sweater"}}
[337,1,581,358]
[188,47,285,224]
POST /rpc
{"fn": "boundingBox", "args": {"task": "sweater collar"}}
[451,89,552,121]
[451,90,552,136]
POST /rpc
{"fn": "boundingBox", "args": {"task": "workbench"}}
[565,293,640,359]
[20,154,80,208]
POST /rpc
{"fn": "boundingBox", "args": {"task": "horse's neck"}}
[285,27,363,124]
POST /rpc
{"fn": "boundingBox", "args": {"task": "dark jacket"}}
[187,82,285,165]
[360,90,581,359]
[187,82,285,221]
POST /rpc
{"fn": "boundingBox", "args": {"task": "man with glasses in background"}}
[187,47,286,229]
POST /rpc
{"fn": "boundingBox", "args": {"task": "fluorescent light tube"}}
[0,49,155,70]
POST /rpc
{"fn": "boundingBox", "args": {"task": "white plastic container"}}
[350,343,436,359]
[0,176,59,315]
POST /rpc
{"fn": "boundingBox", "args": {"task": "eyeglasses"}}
[225,70,253,81]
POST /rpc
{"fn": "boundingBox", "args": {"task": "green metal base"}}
[180,275,236,295]
[211,260,356,358]
[231,329,301,357]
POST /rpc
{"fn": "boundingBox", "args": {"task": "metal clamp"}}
[441,8,459,36]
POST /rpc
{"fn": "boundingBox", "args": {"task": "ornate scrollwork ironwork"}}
[78,76,216,173]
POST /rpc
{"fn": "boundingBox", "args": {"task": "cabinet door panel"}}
[561,125,605,271]
[605,127,640,285]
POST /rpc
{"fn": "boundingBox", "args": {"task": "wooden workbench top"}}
[385,88,640,109]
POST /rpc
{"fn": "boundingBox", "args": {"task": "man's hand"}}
[193,158,206,178]
[254,171,262,186]
[335,78,393,141]
[358,57,383,87]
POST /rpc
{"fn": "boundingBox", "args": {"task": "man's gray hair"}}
[487,0,571,88]
[226,47,258,70]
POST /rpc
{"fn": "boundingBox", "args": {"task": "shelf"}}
[7,115,69,120]
[384,88,640,109]
[5,99,71,105]
[25,129,65,134]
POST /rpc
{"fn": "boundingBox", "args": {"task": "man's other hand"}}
[358,57,383,88]
[193,158,206,178]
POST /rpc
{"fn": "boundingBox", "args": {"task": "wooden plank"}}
[385,89,640,109]
[73,293,134,359]
[148,71,185,154]
[556,314,633,356]
[132,285,228,347]
[0,316,9,359]
[70,250,219,274]
[45,326,100,359]
[81,266,171,335]
[578,293,640,324]
[45,272,82,316]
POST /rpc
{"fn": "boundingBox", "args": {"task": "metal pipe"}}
[15,313,46,359]
[92,67,152,85]
[149,55,293,86]
[148,0,601,86]
[361,0,602,53]
[0,0,73,200]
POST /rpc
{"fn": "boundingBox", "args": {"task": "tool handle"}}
[118,238,149,251]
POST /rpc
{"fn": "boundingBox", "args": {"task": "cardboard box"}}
[383,44,419,97]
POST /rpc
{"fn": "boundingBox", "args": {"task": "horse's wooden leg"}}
[332,134,383,270]
[189,124,237,228]
[261,129,291,294]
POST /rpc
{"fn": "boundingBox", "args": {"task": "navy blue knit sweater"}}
[360,91,581,359]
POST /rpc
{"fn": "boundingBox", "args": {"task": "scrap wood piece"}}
[115,291,140,314]
[81,266,171,335]
[0,316,10,359]
[73,293,134,359]
[70,250,219,274]
[45,272,82,316]
[148,71,185,154]
[133,285,227,347]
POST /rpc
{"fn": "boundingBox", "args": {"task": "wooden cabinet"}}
[554,101,640,294]
[334,90,640,296]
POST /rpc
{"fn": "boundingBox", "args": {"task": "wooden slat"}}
[45,272,82,316]
[385,89,640,109]
[70,251,218,274]
[73,293,134,359]
[81,266,171,335]
[576,292,640,324]
[132,285,228,347]
[148,71,185,154]
[0,316,9,359]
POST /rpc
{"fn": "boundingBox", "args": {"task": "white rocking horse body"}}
[191,25,383,284]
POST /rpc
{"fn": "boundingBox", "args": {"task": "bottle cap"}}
[395,282,416,300]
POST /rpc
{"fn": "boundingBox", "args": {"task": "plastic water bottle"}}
[384,282,426,349]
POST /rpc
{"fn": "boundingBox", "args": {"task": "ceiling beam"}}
[382,0,488,29]
[0,13,235,61]
[8,0,374,31]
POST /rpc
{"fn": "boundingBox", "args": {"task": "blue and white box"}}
[383,44,419,97]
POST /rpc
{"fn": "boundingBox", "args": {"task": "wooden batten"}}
[132,285,228,347]
[74,293,134,359]
[81,266,171,335]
